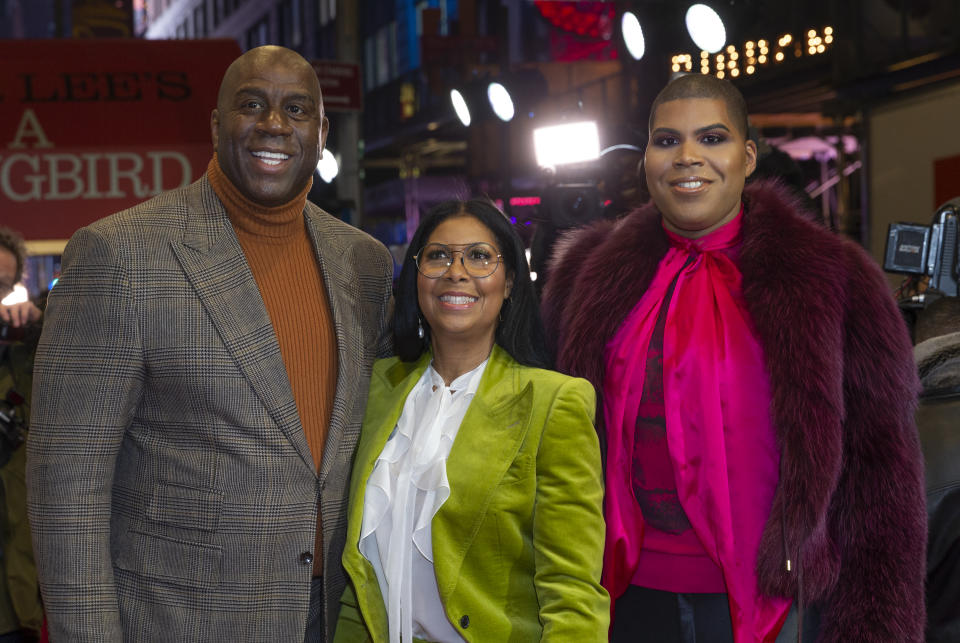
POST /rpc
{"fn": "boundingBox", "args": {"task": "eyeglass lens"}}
[417,243,499,278]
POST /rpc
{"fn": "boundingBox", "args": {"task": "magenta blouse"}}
[603,209,792,642]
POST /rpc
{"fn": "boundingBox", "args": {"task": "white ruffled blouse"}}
[359,358,488,643]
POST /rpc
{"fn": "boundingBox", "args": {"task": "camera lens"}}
[0,323,29,343]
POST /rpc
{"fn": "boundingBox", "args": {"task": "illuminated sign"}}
[1,39,242,241]
[671,26,835,78]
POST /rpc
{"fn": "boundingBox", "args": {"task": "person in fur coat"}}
[542,74,926,643]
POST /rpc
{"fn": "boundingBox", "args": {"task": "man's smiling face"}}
[211,47,328,207]
[645,97,756,239]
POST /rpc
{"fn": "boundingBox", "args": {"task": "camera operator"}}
[911,293,960,643]
[530,139,647,299]
[596,142,647,220]
[885,199,960,641]
[0,231,40,335]
[0,227,43,642]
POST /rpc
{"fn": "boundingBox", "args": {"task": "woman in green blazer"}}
[334,199,608,643]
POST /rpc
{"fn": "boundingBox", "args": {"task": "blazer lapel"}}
[348,355,431,526]
[303,210,365,486]
[341,354,431,635]
[171,179,315,472]
[433,346,533,600]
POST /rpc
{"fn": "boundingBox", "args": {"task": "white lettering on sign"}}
[0,150,192,202]
[8,108,54,150]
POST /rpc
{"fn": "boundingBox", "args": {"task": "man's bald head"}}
[217,46,323,115]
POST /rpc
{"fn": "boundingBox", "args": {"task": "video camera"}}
[0,321,42,345]
[884,198,959,300]
[0,390,26,468]
[542,182,603,228]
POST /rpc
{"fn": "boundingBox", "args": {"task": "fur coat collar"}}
[542,179,926,642]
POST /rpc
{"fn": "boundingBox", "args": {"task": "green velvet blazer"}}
[334,345,609,642]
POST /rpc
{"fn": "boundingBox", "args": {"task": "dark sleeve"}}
[919,398,960,637]
[540,222,615,358]
[820,242,926,642]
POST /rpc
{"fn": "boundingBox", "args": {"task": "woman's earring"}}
[417,317,425,339]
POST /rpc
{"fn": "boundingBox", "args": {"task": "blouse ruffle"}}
[359,359,487,643]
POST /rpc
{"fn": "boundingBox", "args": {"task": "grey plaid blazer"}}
[26,177,394,642]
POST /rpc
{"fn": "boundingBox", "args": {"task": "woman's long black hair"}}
[393,198,552,370]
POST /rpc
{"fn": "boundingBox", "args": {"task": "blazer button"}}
[299,551,314,566]
[459,614,469,629]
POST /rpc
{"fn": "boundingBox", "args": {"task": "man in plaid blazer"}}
[26,46,393,642]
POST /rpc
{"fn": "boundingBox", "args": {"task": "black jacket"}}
[915,330,960,643]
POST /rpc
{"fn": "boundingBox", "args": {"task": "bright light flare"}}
[1,284,28,306]
[533,121,600,168]
[621,11,645,60]
[316,148,339,183]
[487,82,515,122]
[450,89,471,126]
[686,4,726,54]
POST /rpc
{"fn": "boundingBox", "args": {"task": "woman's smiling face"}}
[417,214,513,352]
[645,97,757,238]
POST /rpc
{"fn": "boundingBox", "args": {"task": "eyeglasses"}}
[415,242,502,279]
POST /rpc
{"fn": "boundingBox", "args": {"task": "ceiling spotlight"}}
[452,71,545,127]
[685,4,726,54]
[450,88,471,127]
[621,11,645,60]
[316,148,339,183]
[485,69,547,123]
[487,82,515,122]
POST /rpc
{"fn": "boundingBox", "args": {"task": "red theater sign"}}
[311,60,362,112]
[0,39,242,241]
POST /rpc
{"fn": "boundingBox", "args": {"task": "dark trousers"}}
[304,576,324,643]
[611,586,820,643]
[0,631,34,643]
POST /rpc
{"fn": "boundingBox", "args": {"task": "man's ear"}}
[319,115,330,153]
[744,139,758,178]
[210,109,220,150]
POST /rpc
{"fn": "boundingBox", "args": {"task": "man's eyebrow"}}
[651,123,732,137]
[281,92,318,105]
[233,85,267,98]
[233,86,317,105]
[695,122,731,135]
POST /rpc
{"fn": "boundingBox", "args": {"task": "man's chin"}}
[241,178,302,207]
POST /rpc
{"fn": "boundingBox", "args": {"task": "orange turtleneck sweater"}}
[207,155,336,576]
